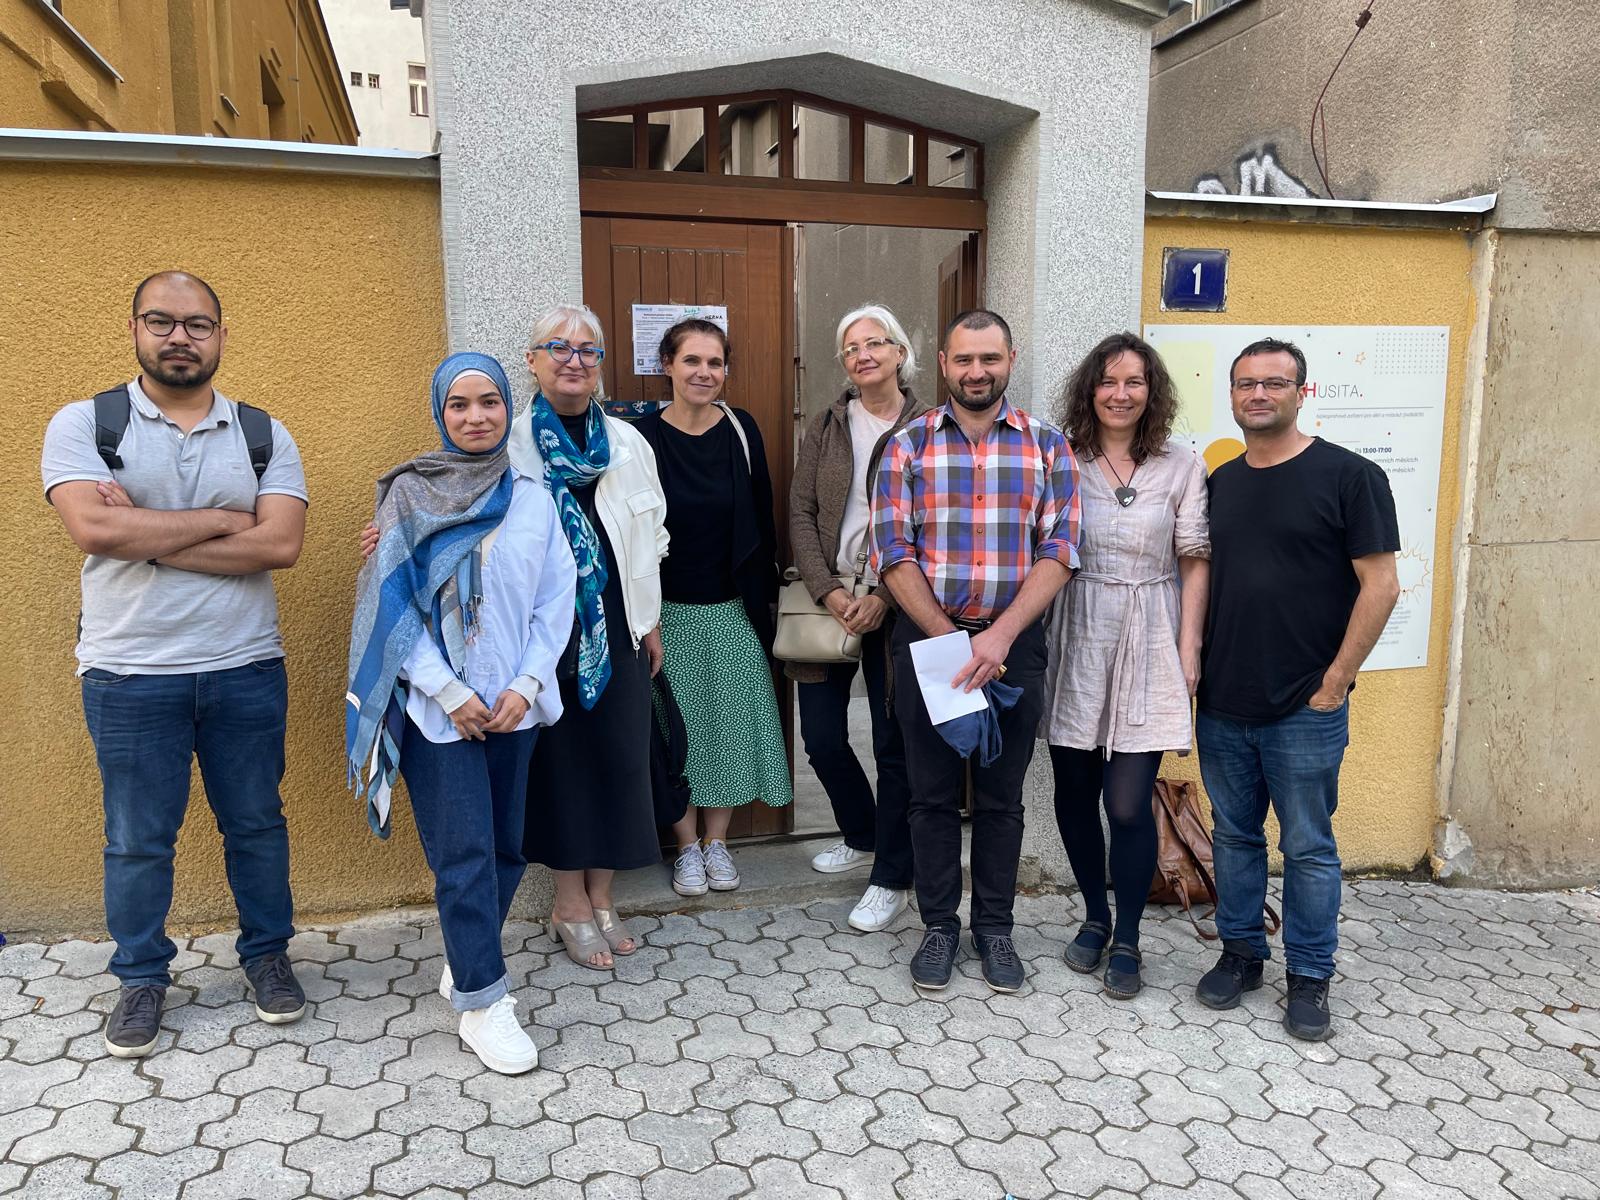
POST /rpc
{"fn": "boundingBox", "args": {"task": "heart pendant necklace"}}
[1105,456,1138,507]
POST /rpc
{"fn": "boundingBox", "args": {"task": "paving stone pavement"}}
[3,880,1599,1199]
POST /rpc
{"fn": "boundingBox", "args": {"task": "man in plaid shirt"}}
[872,309,1081,994]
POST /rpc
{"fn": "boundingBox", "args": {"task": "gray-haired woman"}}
[788,304,931,932]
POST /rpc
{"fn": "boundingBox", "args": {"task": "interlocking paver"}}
[94,1146,218,1199]
[0,882,1594,1200]
[284,1131,403,1199]
[373,1127,492,1195]
[117,1092,237,1154]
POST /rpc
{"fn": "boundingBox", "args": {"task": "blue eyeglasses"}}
[533,340,604,367]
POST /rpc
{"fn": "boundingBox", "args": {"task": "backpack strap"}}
[715,402,751,471]
[235,402,274,480]
[91,386,133,471]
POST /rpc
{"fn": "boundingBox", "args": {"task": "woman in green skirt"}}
[634,319,791,895]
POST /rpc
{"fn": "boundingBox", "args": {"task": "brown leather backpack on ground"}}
[1149,778,1281,941]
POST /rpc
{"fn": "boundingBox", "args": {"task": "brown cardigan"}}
[785,386,931,683]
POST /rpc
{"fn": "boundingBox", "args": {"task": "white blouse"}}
[400,469,577,742]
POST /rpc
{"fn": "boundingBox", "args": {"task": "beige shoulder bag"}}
[773,551,869,664]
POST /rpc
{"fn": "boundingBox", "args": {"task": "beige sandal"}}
[591,908,637,956]
[546,919,612,970]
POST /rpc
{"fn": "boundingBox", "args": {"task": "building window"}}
[408,64,429,116]
[367,72,380,89]
[349,71,362,87]
[391,0,410,7]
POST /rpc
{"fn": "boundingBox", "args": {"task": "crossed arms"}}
[49,480,305,574]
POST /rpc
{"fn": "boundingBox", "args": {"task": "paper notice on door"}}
[909,631,990,724]
[632,304,729,375]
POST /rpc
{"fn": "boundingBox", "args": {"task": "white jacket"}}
[508,404,669,648]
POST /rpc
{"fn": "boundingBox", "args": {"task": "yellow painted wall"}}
[0,160,445,936]
[0,0,356,143]
[1141,216,1474,872]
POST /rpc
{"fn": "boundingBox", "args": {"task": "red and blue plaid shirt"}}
[871,397,1081,621]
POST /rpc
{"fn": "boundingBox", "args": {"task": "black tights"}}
[1050,746,1162,948]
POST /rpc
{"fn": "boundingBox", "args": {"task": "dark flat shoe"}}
[1103,943,1143,1000]
[1064,920,1111,974]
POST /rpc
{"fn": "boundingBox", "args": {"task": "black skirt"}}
[524,484,660,871]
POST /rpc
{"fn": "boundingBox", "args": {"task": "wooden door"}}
[937,232,982,337]
[582,216,796,839]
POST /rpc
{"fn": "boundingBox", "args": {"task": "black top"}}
[558,410,589,452]
[1198,438,1400,722]
[651,416,738,603]
[635,406,780,648]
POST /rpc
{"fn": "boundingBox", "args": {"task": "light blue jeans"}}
[1197,703,1349,980]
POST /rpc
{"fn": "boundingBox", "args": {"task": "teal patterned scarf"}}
[530,394,612,707]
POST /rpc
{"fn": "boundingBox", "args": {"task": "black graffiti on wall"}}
[1195,144,1316,199]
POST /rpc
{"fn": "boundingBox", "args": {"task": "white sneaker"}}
[811,840,874,874]
[439,963,453,1001]
[703,840,741,891]
[673,843,709,896]
[848,885,909,932]
[459,995,537,1074]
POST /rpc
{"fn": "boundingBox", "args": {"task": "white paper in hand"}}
[909,631,990,724]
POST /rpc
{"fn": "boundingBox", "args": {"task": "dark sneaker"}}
[974,932,1025,994]
[1195,939,1264,1010]
[1103,943,1143,1000]
[1284,973,1333,1041]
[104,984,165,1058]
[1064,920,1111,974]
[244,954,307,1024]
[910,927,957,991]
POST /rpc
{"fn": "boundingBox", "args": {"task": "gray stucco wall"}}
[423,0,1156,413]
[1437,232,1600,887]
[1145,0,1598,234]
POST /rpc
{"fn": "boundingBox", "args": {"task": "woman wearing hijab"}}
[635,319,791,896]
[347,353,575,1075]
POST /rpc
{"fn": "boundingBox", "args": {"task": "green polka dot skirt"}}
[660,599,793,809]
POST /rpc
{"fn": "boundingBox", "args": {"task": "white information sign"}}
[631,304,729,375]
[1143,324,1450,672]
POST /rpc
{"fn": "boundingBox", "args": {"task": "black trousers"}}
[891,616,1048,936]
[796,623,914,889]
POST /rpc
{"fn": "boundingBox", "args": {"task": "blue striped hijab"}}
[345,352,515,835]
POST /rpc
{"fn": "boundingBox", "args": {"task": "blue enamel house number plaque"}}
[1160,247,1229,312]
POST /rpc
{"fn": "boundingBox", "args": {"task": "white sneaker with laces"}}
[459,994,537,1074]
[811,840,874,874]
[673,843,709,896]
[439,963,453,1001]
[848,885,909,932]
[703,840,741,891]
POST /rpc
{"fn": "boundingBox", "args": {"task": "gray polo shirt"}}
[41,378,309,675]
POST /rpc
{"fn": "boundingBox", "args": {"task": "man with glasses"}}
[1194,337,1400,1041]
[41,271,310,1058]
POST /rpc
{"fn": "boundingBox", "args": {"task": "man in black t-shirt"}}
[1193,338,1400,1042]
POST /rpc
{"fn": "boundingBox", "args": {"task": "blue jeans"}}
[82,658,294,987]
[1197,704,1349,979]
[398,721,536,1012]
[796,624,914,890]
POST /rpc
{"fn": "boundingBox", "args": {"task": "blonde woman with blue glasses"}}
[789,304,931,932]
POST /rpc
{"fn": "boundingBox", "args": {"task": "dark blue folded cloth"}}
[933,678,1023,767]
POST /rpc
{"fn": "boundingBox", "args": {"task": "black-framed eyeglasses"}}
[534,340,604,367]
[1230,377,1298,395]
[137,312,219,340]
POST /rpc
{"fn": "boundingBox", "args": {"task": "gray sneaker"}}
[703,840,741,891]
[104,984,165,1058]
[244,954,307,1024]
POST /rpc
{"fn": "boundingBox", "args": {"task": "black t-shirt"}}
[1198,438,1400,721]
[652,416,739,604]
